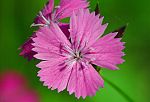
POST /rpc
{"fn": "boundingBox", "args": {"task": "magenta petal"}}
[32,26,71,63]
[67,63,104,99]
[33,23,70,49]
[38,62,73,92]
[88,32,125,70]
[59,23,70,39]
[42,0,54,16]
[36,57,66,69]
[19,34,37,61]
[32,23,72,92]
[55,0,89,19]
[70,9,107,50]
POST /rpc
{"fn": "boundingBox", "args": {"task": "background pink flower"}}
[0,71,39,102]
[32,9,125,99]
[33,0,89,26]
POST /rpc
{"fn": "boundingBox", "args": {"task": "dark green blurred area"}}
[0,0,150,102]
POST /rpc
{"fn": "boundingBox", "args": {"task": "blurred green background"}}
[0,0,150,102]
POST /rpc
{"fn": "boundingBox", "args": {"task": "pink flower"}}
[0,71,39,102]
[32,9,125,99]
[32,0,89,27]
[19,0,89,60]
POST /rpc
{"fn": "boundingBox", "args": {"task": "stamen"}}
[31,11,51,27]
[30,23,45,27]
[39,11,50,25]
[90,58,96,61]
[51,6,60,22]
[76,51,80,59]
[78,41,87,52]
[55,6,60,9]
[63,45,76,56]
[65,58,77,66]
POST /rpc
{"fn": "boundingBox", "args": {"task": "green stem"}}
[103,77,134,102]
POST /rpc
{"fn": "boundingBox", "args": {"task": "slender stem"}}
[103,77,134,102]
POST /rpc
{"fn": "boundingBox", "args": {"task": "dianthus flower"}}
[32,9,125,99]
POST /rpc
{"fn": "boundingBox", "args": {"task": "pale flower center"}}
[73,51,82,61]
[63,45,84,66]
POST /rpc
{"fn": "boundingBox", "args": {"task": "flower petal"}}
[43,0,54,16]
[70,9,107,50]
[32,23,71,60]
[85,32,125,70]
[67,62,104,99]
[55,0,89,19]
[36,57,66,69]
[59,23,70,39]
[19,34,37,61]
[38,61,73,92]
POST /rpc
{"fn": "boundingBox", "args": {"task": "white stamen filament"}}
[63,45,76,57]
[30,23,45,27]
[39,11,50,25]
[51,6,60,23]
[63,45,96,67]
[65,58,77,66]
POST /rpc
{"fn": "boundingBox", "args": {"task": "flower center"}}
[63,45,97,66]
[63,45,84,65]
[73,51,82,61]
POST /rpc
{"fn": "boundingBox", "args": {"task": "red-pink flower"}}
[32,9,125,99]
[19,0,89,60]
[0,71,39,102]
